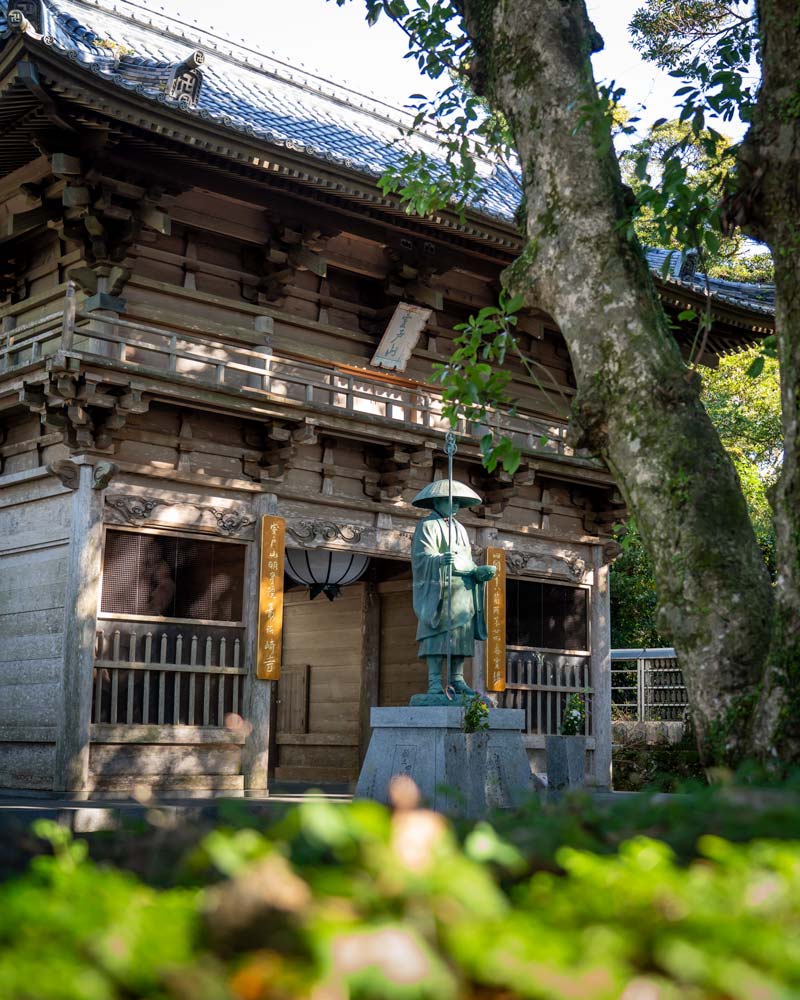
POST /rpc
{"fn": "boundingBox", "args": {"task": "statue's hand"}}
[441,551,455,567]
[475,564,498,582]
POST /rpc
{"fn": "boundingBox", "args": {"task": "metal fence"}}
[611,648,688,722]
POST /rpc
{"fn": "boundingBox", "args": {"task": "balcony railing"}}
[0,282,573,455]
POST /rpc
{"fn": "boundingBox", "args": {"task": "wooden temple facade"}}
[0,0,773,796]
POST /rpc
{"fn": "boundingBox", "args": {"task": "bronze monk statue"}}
[409,479,497,705]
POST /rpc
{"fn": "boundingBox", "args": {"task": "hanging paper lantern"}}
[285,548,369,601]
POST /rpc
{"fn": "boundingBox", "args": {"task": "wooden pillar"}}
[359,570,381,763]
[591,545,612,789]
[473,526,499,695]
[241,492,277,793]
[53,461,105,793]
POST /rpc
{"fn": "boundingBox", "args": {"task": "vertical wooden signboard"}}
[370,302,432,371]
[256,515,285,680]
[485,547,507,692]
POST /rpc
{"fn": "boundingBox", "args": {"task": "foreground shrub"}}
[0,787,799,1000]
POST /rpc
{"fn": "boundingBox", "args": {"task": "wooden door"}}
[378,579,426,705]
[275,583,364,783]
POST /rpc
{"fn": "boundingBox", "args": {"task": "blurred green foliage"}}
[2,779,800,1000]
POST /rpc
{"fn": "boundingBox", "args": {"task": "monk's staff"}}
[445,431,456,685]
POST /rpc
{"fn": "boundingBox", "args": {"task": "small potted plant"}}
[545,693,586,791]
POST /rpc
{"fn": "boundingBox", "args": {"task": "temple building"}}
[0,0,773,796]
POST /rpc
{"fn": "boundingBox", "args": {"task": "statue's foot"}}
[450,677,477,699]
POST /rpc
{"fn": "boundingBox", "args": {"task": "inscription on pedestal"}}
[391,744,417,777]
[485,746,509,809]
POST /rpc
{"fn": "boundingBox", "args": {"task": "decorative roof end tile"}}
[166,48,204,107]
[8,1,41,33]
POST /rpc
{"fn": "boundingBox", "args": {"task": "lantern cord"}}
[445,431,456,690]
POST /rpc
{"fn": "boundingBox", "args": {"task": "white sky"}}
[130,0,745,143]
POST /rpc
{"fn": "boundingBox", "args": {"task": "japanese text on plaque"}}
[485,547,507,692]
[256,515,285,680]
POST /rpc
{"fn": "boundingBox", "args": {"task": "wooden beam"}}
[590,545,612,789]
[91,724,245,745]
[359,571,381,764]
[106,148,511,277]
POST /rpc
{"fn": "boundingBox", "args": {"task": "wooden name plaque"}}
[256,515,285,680]
[370,301,432,372]
[485,547,507,692]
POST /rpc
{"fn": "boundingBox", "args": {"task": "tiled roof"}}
[0,0,522,221]
[1,1,774,318]
[645,249,775,316]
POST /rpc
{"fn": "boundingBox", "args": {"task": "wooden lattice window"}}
[506,579,589,653]
[100,528,245,624]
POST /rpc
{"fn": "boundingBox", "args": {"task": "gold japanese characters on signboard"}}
[256,515,285,680]
[485,546,507,692]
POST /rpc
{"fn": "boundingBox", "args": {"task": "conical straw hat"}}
[411,478,482,510]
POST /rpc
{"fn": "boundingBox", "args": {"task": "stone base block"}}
[355,707,535,816]
[545,734,586,791]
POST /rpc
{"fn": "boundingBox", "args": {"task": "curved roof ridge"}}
[644,248,775,315]
[1,0,521,221]
[46,0,429,131]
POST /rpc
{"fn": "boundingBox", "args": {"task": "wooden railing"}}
[499,648,592,737]
[92,622,246,727]
[0,309,65,371]
[0,283,573,455]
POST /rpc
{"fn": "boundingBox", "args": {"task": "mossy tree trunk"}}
[734,0,800,759]
[458,0,777,761]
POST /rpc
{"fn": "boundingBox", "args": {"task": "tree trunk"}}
[736,0,800,759]
[459,0,775,761]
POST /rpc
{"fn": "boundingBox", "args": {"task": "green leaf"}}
[704,230,720,254]
[746,355,765,378]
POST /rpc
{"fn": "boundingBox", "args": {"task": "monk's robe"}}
[411,511,487,657]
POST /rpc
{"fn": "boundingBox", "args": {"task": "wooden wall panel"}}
[0,683,59,727]
[276,584,364,781]
[0,477,68,789]
[89,743,241,776]
[0,743,55,790]
[0,482,70,750]
[378,581,427,707]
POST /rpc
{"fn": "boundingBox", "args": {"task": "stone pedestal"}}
[545,734,587,791]
[355,707,534,816]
